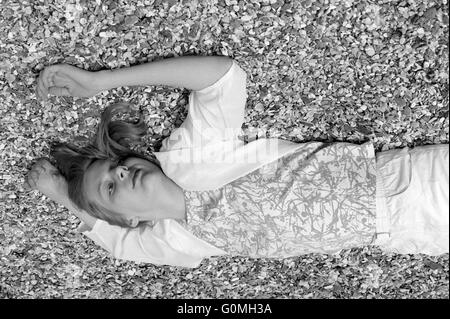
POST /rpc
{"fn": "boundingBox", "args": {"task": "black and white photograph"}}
[1,0,448,302]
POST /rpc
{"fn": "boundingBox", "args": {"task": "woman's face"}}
[82,157,163,224]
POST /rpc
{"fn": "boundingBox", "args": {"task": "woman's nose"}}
[116,166,129,179]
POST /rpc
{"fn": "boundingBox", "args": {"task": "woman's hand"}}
[25,158,98,230]
[36,64,102,100]
[25,158,69,204]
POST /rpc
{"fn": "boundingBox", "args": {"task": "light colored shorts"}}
[375,144,449,255]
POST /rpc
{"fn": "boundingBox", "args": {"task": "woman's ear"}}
[127,217,139,228]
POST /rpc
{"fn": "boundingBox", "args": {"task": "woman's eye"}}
[108,183,114,195]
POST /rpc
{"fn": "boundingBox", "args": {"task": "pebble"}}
[365,46,376,56]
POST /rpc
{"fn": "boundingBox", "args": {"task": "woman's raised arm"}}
[36,55,233,100]
[96,55,233,92]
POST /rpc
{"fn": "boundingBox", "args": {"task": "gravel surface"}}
[0,0,448,298]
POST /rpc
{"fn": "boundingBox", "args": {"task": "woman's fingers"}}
[35,82,43,100]
[37,68,56,100]
[37,82,48,101]
[36,72,72,100]
[26,170,39,189]
[48,86,71,96]
[40,67,52,89]
[25,159,51,190]
[36,70,47,100]
[36,64,91,99]
[38,65,62,89]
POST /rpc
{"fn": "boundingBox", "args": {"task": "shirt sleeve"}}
[78,220,205,268]
[160,60,248,151]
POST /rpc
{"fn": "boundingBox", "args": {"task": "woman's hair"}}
[50,102,160,227]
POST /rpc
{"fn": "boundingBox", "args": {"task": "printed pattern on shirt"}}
[181,142,377,258]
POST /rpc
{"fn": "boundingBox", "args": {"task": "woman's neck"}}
[148,177,186,221]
